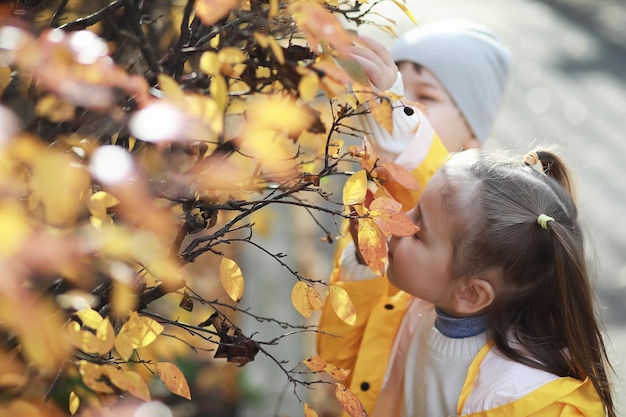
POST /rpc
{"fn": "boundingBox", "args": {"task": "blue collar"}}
[434,307,489,339]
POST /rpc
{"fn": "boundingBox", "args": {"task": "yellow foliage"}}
[291,281,314,318]
[29,150,90,226]
[328,285,356,326]
[342,170,367,206]
[219,257,245,302]
[114,312,164,361]
[156,362,192,400]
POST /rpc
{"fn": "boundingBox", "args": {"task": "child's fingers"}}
[348,40,397,90]
[355,35,394,66]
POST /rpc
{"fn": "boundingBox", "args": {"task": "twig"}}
[57,0,124,31]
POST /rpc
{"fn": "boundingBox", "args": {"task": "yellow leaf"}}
[218,47,246,65]
[243,94,314,136]
[105,367,151,401]
[391,0,418,25]
[30,151,90,226]
[210,74,228,111]
[114,312,164,361]
[87,191,120,220]
[200,51,220,75]
[35,95,75,122]
[68,391,80,415]
[67,317,115,356]
[357,217,387,276]
[95,317,116,354]
[302,355,327,372]
[304,403,319,417]
[267,37,285,65]
[328,285,356,326]
[0,65,11,96]
[369,96,393,134]
[291,281,314,318]
[298,70,320,101]
[156,362,192,400]
[342,170,367,206]
[220,257,244,302]
[335,383,367,417]
[111,280,137,319]
[0,203,30,255]
[157,74,184,103]
[253,33,269,48]
[307,286,324,312]
[75,308,103,329]
[79,361,114,393]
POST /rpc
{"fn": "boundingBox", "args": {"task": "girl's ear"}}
[453,275,495,315]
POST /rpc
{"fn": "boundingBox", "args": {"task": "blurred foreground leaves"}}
[0,1,418,415]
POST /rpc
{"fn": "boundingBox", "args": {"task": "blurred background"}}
[233,0,626,416]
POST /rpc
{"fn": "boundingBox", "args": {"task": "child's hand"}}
[349,35,398,91]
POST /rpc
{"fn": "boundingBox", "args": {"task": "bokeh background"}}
[234,0,626,416]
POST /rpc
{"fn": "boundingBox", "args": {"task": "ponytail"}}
[535,150,615,417]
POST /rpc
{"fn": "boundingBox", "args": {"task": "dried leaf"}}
[342,170,367,206]
[357,217,387,276]
[179,291,194,312]
[324,363,351,382]
[335,383,367,417]
[208,313,260,366]
[302,355,327,372]
[105,367,151,401]
[220,257,244,302]
[156,362,192,400]
[328,285,356,326]
[291,281,314,318]
[304,403,319,417]
[307,286,324,312]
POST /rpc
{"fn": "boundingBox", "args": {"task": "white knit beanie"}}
[390,19,511,143]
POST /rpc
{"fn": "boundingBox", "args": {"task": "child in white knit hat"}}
[352,19,511,156]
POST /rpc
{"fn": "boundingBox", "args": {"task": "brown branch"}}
[57,0,124,31]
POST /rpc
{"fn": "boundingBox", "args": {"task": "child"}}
[350,19,511,156]
[327,148,616,416]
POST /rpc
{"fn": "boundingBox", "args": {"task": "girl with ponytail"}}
[322,147,616,417]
